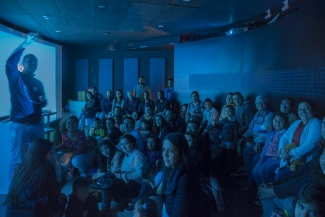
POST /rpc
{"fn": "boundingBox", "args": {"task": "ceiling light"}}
[182,0,191,1]
[97,5,107,9]
[282,0,289,11]
[43,15,51,19]
[54,30,61,33]
[102,32,110,35]
[265,9,271,19]
[157,25,165,28]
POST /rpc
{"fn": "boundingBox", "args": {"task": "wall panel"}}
[150,58,166,101]
[99,58,113,95]
[76,59,89,92]
[124,58,139,96]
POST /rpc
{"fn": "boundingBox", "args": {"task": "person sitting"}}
[180,103,188,122]
[90,86,104,113]
[54,115,90,180]
[276,100,322,180]
[186,91,205,124]
[101,134,147,212]
[166,108,186,133]
[89,117,105,139]
[279,98,299,128]
[139,105,155,129]
[232,92,254,136]
[146,136,162,167]
[4,139,67,217]
[132,111,141,130]
[154,90,170,114]
[154,113,173,141]
[186,120,201,134]
[65,177,99,217]
[78,92,97,130]
[199,98,219,137]
[121,117,146,153]
[111,90,125,116]
[138,91,155,116]
[104,117,122,145]
[133,76,151,101]
[219,93,235,121]
[124,90,140,117]
[97,90,113,127]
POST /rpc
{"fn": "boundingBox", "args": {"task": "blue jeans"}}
[9,122,44,181]
[252,155,280,186]
[275,166,292,181]
[78,111,92,129]
[71,153,92,173]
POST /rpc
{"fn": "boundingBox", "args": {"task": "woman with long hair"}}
[111,90,125,115]
[78,91,97,130]
[3,138,67,216]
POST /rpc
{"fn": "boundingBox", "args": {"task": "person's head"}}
[65,115,79,132]
[204,98,213,111]
[139,120,149,130]
[272,112,288,132]
[133,197,159,217]
[5,139,54,206]
[181,103,188,112]
[99,139,116,158]
[115,90,123,99]
[147,136,159,151]
[191,91,199,102]
[114,106,122,116]
[143,91,150,101]
[22,54,38,75]
[138,76,145,85]
[162,133,190,169]
[132,111,140,121]
[127,90,135,100]
[72,177,89,203]
[255,95,269,111]
[120,134,137,155]
[226,93,234,104]
[113,115,123,125]
[224,105,235,118]
[144,105,154,116]
[165,108,176,122]
[232,92,244,106]
[294,183,325,217]
[155,114,166,128]
[298,100,316,124]
[86,136,98,151]
[106,117,115,130]
[280,98,295,114]
[167,77,174,88]
[184,131,199,149]
[106,90,112,98]
[186,120,200,133]
[90,86,97,95]
[157,90,164,100]
[123,117,135,133]
[86,92,93,101]
[93,117,101,129]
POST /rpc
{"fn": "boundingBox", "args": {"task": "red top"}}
[292,122,306,146]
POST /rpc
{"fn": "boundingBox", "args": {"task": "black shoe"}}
[230,168,246,177]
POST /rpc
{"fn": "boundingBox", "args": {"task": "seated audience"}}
[146,136,162,167]
[279,98,299,128]
[65,177,99,217]
[139,105,155,128]
[154,113,173,141]
[98,90,113,125]
[180,103,188,122]
[186,120,201,134]
[232,92,254,136]
[124,90,140,117]
[166,108,186,133]
[132,111,141,129]
[200,98,219,137]
[133,76,151,101]
[4,139,67,216]
[111,90,125,115]
[104,117,122,145]
[138,91,155,116]
[276,100,322,180]
[155,90,170,113]
[55,115,89,180]
[90,86,104,113]
[186,91,205,123]
[89,117,105,139]
[78,92,97,130]
[219,93,235,121]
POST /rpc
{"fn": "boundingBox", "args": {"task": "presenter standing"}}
[6,33,47,180]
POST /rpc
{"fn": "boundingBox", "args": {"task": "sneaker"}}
[230,168,246,177]
[254,200,262,207]
[124,203,134,212]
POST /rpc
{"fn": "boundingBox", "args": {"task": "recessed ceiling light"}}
[102,32,110,35]
[54,30,61,33]
[157,25,165,28]
[43,15,51,19]
[97,5,107,9]
[182,0,191,2]
[110,48,115,51]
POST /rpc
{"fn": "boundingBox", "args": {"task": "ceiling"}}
[0,0,312,49]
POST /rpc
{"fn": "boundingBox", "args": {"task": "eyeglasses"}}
[280,103,290,107]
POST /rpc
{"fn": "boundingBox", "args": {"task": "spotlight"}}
[265,9,271,19]
[282,0,289,12]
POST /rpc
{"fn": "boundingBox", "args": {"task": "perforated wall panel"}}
[76,59,89,91]
[150,58,166,101]
[189,67,325,98]
[124,58,139,96]
[99,58,113,95]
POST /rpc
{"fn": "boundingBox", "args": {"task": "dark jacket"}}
[94,93,104,112]
[6,48,47,123]
[83,98,97,118]
[138,99,155,115]
[124,97,140,115]
[101,97,113,114]
[163,164,210,217]
[65,194,99,217]
[168,117,186,133]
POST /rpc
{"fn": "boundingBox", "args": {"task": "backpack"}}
[201,176,225,212]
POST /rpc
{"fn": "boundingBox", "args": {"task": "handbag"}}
[97,171,121,189]
[201,177,225,212]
